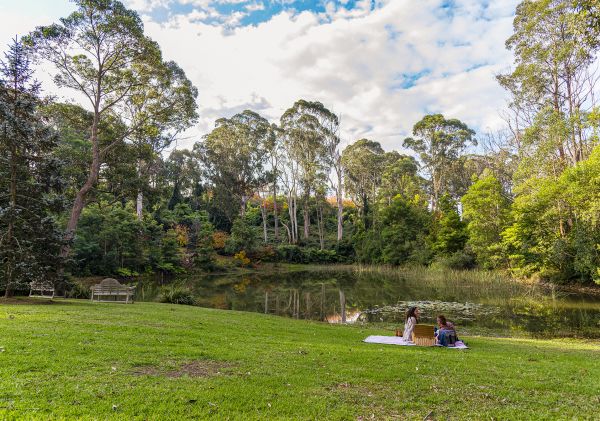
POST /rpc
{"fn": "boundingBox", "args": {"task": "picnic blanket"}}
[364,335,469,349]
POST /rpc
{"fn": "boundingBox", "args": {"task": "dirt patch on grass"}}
[0,297,63,305]
[132,360,235,378]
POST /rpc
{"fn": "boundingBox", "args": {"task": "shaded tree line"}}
[2,0,600,297]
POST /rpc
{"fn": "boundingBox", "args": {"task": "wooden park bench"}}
[90,278,135,304]
[29,281,56,299]
[412,324,436,346]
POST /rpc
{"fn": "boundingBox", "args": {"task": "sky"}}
[0,0,520,152]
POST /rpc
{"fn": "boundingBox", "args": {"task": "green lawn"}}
[0,299,598,420]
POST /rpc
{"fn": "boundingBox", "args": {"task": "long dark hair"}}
[406,306,418,322]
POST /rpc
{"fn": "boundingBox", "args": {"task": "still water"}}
[136,267,600,338]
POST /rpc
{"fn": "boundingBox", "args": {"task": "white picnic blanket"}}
[363,335,469,349]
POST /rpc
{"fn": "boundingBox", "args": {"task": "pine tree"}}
[0,38,65,297]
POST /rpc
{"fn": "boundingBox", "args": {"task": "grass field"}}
[0,299,598,420]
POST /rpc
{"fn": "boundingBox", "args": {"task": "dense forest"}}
[1,0,600,297]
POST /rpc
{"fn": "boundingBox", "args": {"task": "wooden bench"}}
[412,324,436,346]
[29,281,55,299]
[90,278,135,304]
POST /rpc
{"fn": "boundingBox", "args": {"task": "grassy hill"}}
[0,299,598,420]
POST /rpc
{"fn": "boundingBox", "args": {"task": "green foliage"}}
[341,139,385,227]
[26,0,198,259]
[403,114,476,208]
[199,110,270,222]
[502,146,600,282]
[428,195,468,256]
[270,245,343,264]
[354,196,430,265]
[379,152,425,202]
[225,217,259,255]
[462,171,511,268]
[431,251,477,271]
[160,229,185,272]
[73,204,144,276]
[6,0,600,288]
[115,268,140,278]
[0,38,65,296]
[72,202,215,277]
[190,211,216,271]
[159,286,196,305]
[64,280,91,299]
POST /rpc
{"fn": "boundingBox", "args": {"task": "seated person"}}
[402,306,420,342]
[435,315,458,346]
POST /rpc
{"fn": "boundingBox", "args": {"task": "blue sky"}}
[0,0,520,151]
[145,1,379,26]
[148,0,376,25]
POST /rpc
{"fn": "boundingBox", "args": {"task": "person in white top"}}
[402,306,420,342]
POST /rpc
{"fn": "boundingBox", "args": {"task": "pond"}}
[135,266,600,339]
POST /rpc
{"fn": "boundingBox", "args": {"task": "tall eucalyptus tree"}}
[281,100,337,241]
[199,110,269,222]
[497,0,600,169]
[403,114,476,210]
[264,123,284,240]
[26,0,197,257]
[341,139,386,229]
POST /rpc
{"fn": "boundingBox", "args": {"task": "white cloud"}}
[142,0,518,151]
[0,0,519,154]
[245,2,265,12]
[127,0,171,12]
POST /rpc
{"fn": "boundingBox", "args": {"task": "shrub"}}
[159,286,196,305]
[65,281,91,299]
[275,245,305,263]
[334,239,355,262]
[212,231,228,251]
[254,245,276,261]
[233,250,252,267]
[115,268,139,278]
[225,218,259,255]
[431,251,477,270]
[273,245,342,264]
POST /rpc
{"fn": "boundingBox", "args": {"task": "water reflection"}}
[135,268,600,338]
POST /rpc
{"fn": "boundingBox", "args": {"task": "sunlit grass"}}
[0,299,598,419]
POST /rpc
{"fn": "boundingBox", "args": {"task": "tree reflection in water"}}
[136,268,600,338]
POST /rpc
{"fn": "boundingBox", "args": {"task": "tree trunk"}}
[287,193,298,244]
[264,290,269,314]
[339,289,346,323]
[136,159,144,220]
[336,167,343,242]
[136,190,143,220]
[273,183,279,241]
[303,205,310,240]
[305,292,311,318]
[317,204,325,250]
[240,195,248,218]
[293,196,298,242]
[362,195,370,229]
[61,111,101,258]
[283,222,292,244]
[5,140,17,298]
[287,196,293,244]
[260,197,268,243]
[320,283,325,321]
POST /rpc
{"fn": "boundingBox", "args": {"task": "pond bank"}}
[74,264,600,339]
